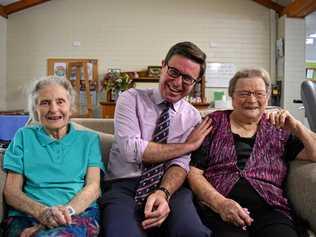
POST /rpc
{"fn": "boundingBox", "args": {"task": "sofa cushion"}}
[287,160,316,234]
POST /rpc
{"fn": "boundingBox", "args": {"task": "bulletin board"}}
[205,63,236,88]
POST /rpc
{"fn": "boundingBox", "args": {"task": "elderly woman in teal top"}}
[2,76,104,237]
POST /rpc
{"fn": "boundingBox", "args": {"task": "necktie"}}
[134,101,171,206]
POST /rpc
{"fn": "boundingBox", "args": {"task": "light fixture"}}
[306,38,314,45]
[309,33,316,38]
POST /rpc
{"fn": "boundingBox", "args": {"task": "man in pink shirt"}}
[101,42,212,237]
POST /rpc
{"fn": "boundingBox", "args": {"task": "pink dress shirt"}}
[105,88,201,180]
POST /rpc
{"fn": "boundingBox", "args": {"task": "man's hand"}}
[141,190,170,229]
[266,109,300,134]
[217,198,253,228]
[186,116,212,150]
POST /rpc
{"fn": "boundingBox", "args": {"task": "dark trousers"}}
[100,178,211,237]
[196,202,298,237]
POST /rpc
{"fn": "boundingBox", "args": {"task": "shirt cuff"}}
[123,137,148,164]
[165,154,190,173]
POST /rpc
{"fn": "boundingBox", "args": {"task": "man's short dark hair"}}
[164,41,206,80]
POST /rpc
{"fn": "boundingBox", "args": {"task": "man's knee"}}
[167,224,212,237]
[102,208,145,237]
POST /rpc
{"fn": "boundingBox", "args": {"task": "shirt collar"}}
[152,88,182,112]
[36,123,77,146]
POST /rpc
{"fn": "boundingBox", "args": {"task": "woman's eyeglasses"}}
[234,90,267,99]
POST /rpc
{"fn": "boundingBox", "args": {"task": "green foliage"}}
[103,72,133,93]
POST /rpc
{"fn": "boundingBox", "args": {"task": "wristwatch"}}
[66,205,76,216]
[157,187,171,201]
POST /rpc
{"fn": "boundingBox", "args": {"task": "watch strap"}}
[157,187,171,201]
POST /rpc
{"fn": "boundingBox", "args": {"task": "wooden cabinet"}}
[47,58,98,118]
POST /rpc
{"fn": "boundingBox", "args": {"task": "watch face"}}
[66,206,75,216]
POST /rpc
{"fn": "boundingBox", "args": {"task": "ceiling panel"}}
[0,0,18,5]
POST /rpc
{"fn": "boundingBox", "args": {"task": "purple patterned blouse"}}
[193,110,302,217]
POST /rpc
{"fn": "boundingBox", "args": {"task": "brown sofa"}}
[0,118,316,236]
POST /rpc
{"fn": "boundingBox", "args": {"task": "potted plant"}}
[102,71,133,101]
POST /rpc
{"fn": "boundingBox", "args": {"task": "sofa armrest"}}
[287,160,316,233]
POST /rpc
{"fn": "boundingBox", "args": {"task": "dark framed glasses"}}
[234,90,267,99]
[166,65,199,85]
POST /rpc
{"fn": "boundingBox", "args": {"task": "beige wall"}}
[278,16,306,124]
[6,0,272,109]
[0,16,6,110]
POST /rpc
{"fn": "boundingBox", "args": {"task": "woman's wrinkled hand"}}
[20,224,43,237]
[37,206,72,228]
[266,109,300,134]
[217,198,253,228]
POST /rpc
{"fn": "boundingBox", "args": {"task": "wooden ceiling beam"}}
[253,0,285,14]
[283,0,316,18]
[0,4,8,18]
[4,0,50,15]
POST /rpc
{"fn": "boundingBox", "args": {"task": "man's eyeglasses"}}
[234,90,267,99]
[166,65,199,85]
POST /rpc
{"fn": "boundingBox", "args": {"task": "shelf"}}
[191,102,210,106]
[100,101,115,106]
[132,77,159,82]
[191,102,210,110]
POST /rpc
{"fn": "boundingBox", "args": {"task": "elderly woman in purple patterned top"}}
[188,68,316,237]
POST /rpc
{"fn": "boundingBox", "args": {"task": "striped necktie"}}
[134,101,171,206]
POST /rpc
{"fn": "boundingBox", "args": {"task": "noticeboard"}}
[205,63,236,88]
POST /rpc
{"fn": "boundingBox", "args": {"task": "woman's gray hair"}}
[28,76,76,121]
[228,68,272,97]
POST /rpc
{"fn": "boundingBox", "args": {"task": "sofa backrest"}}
[71,119,115,165]
[71,118,114,135]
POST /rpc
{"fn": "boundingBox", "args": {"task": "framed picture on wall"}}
[148,66,162,77]
[306,68,315,79]
[53,63,67,78]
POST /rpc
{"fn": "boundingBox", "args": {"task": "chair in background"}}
[301,80,316,132]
